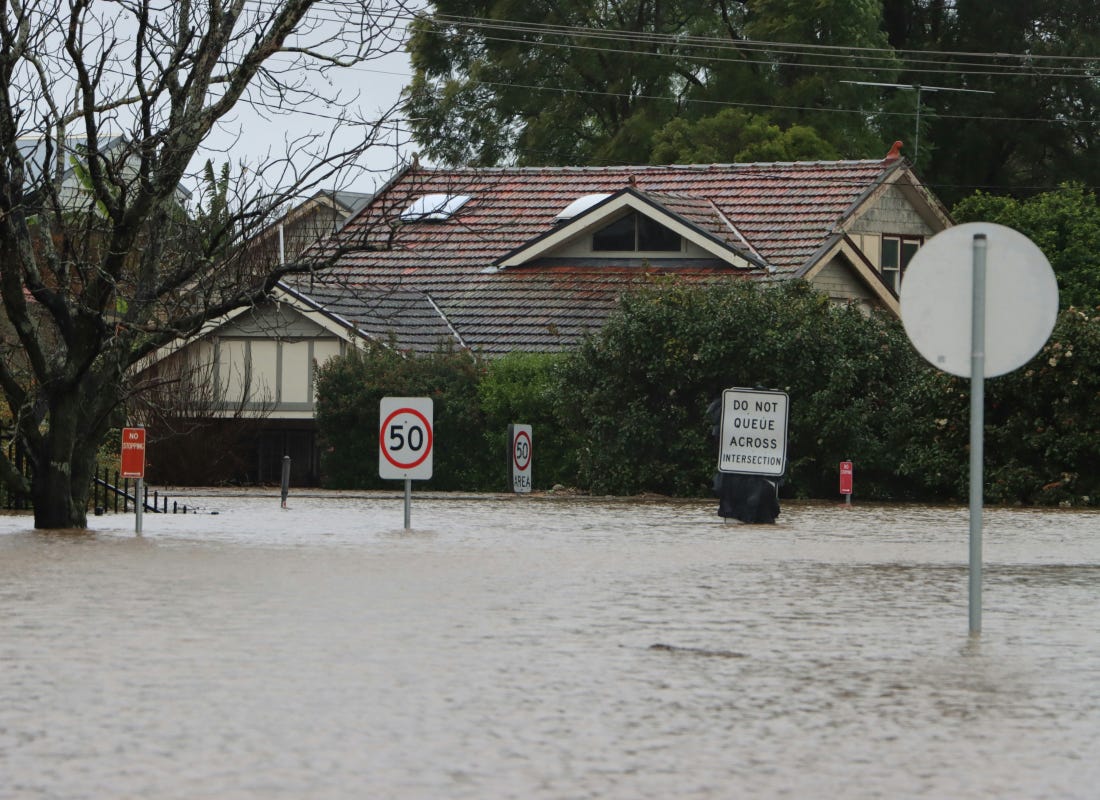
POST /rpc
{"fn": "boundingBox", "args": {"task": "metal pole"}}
[135,477,144,536]
[914,86,922,159]
[404,477,412,530]
[280,455,291,509]
[969,234,987,635]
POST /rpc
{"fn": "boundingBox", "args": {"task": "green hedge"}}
[315,343,575,491]
[554,280,927,498]
[315,340,495,490]
[477,351,581,490]
[314,282,1100,506]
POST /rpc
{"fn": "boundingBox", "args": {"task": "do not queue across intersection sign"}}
[378,397,434,481]
[717,388,789,477]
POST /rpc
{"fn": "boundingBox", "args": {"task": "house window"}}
[592,212,681,252]
[882,235,922,292]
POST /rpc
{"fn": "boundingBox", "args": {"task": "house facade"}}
[137,192,368,486]
[143,153,951,485]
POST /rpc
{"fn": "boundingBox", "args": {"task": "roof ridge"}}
[413,159,890,176]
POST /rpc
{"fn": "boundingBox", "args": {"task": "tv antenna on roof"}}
[841,81,995,160]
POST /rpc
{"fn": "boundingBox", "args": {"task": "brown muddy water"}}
[1,493,1098,798]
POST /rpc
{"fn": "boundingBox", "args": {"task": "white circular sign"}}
[378,397,434,480]
[513,429,532,472]
[900,222,1058,378]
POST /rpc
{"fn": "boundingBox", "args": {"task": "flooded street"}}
[2,494,1098,799]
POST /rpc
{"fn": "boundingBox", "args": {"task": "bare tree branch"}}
[0,0,414,527]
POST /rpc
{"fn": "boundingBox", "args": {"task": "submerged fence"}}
[1,447,198,515]
[91,466,200,515]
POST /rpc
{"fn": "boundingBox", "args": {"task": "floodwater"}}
[1,492,1098,799]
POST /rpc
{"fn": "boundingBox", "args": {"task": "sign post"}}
[901,222,1058,635]
[379,397,434,529]
[839,461,853,505]
[120,427,146,535]
[713,388,789,524]
[509,424,532,493]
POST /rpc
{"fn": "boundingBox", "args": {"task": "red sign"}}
[121,427,146,479]
[839,461,853,495]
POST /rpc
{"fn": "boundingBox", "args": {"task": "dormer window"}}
[592,212,681,252]
[400,193,470,222]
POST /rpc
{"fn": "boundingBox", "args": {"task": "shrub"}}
[314,284,1100,506]
[478,351,580,490]
[557,279,940,498]
[315,339,495,490]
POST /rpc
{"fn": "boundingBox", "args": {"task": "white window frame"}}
[881,234,923,292]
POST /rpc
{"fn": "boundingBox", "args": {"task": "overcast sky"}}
[193,21,418,198]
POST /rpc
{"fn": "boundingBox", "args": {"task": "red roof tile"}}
[290,161,901,353]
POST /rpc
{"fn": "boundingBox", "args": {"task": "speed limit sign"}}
[509,424,532,493]
[379,397,434,480]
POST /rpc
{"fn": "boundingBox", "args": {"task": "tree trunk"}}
[31,458,90,529]
[30,394,99,530]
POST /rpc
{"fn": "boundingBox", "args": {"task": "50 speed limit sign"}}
[509,424,532,493]
[379,397,434,480]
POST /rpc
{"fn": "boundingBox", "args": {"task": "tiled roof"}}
[289,161,902,354]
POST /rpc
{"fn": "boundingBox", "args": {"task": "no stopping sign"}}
[379,397,434,480]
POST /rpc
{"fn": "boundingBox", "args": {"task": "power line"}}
[418,12,1100,79]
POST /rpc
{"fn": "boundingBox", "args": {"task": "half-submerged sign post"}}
[120,427,146,535]
[379,397,434,530]
[509,424,532,493]
[901,222,1058,635]
[716,388,789,523]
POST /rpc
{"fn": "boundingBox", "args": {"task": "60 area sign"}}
[379,397,434,480]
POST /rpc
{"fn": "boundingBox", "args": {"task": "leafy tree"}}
[738,0,899,153]
[952,184,1100,309]
[405,0,894,166]
[879,0,1100,202]
[405,0,707,166]
[410,1,1098,197]
[650,108,839,164]
[890,306,1100,506]
[0,0,412,529]
[982,308,1100,505]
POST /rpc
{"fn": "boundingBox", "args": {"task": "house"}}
[143,152,951,485]
[136,190,370,486]
[287,152,950,354]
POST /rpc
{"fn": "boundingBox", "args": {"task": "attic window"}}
[555,193,611,221]
[400,193,470,222]
[592,212,681,252]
